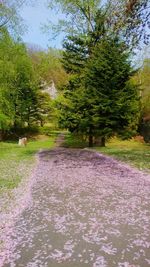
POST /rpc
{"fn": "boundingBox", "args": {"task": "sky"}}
[20,1,64,49]
[20,1,150,57]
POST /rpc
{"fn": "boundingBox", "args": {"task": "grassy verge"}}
[96,137,150,171]
[0,136,55,191]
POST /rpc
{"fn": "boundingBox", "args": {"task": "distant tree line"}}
[0,1,69,140]
[134,57,150,143]
[0,28,51,139]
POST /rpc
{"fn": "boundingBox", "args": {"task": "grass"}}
[96,137,150,171]
[0,136,56,191]
[2,133,148,191]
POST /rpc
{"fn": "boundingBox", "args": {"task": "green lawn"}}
[0,136,55,191]
[96,137,150,171]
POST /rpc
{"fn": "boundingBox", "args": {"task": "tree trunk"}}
[0,130,3,141]
[89,134,93,147]
[94,137,102,146]
[101,136,106,147]
[13,102,17,130]
[94,136,106,147]
[40,120,44,127]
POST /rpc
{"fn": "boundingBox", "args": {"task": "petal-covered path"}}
[1,148,150,267]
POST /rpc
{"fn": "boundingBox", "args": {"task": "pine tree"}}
[83,38,140,146]
[58,37,140,146]
[56,4,141,147]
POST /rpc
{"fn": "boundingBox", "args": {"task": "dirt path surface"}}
[1,148,150,267]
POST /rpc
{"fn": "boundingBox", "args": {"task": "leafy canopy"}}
[46,0,150,49]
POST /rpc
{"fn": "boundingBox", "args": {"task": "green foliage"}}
[47,0,100,36]
[56,81,83,132]
[48,0,143,147]
[0,29,53,139]
[0,113,12,130]
[34,92,52,127]
[84,39,140,138]
[29,47,69,89]
[63,132,88,148]
[0,29,16,132]
[47,0,150,49]
[0,0,29,35]
[133,57,150,142]
[62,35,90,74]
[140,59,150,117]
[58,37,140,146]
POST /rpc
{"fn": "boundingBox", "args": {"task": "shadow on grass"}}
[63,133,88,148]
[22,149,38,157]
